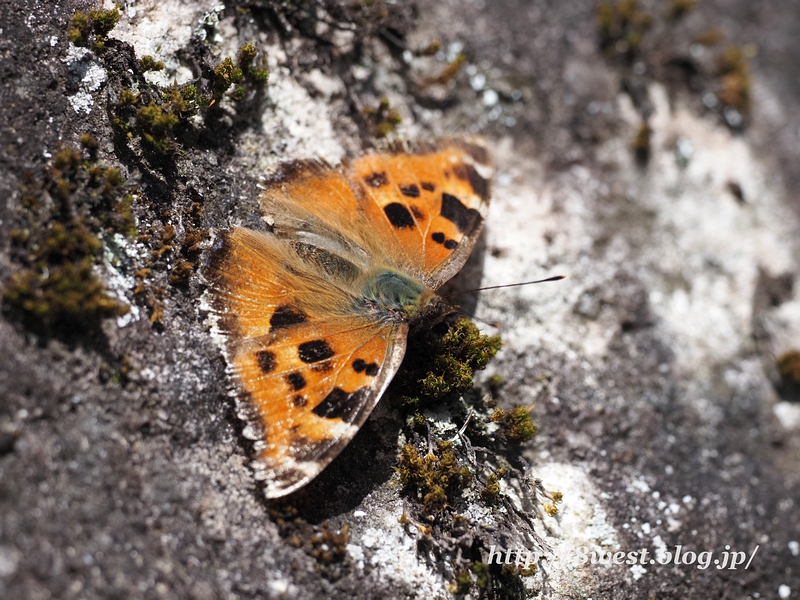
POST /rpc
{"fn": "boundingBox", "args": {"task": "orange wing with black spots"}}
[204,140,493,499]
[260,139,493,289]
[204,228,407,498]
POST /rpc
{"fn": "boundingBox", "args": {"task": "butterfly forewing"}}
[348,141,492,287]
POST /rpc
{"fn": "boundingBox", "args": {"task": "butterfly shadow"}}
[274,410,405,523]
[436,227,490,318]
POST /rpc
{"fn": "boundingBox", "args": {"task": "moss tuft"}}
[490,406,538,445]
[596,0,653,61]
[717,45,752,116]
[665,0,698,20]
[212,57,244,101]
[2,145,135,337]
[135,103,180,153]
[364,97,402,138]
[68,6,120,51]
[398,441,472,513]
[140,55,165,71]
[395,318,502,409]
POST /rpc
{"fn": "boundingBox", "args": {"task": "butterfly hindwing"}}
[204,228,407,497]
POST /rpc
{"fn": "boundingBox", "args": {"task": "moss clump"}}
[68,6,120,51]
[140,55,165,71]
[632,119,652,165]
[398,441,472,513]
[237,42,270,85]
[448,568,473,595]
[135,102,180,153]
[717,46,752,116]
[665,0,698,20]
[480,468,506,504]
[596,0,653,60]
[212,57,244,101]
[490,406,538,445]
[364,97,402,138]
[392,318,502,410]
[2,145,134,337]
[113,43,267,156]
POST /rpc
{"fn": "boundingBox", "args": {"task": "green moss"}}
[665,0,698,20]
[490,406,538,445]
[79,133,99,159]
[777,351,800,382]
[212,57,244,101]
[364,97,402,138]
[68,6,120,51]
[717,46,752,115]
[2,145,135,336]
[448,568,472,595]
[397,441,472,513]
[596,0,653,60]
[392,318,502,409]
[135,102,180,153]
[140,55,165,71]
[632,119,652,165]
[237,42,258,68]
[119,89,139,106]
[480,469,505,503]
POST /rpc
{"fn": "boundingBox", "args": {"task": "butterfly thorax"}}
[358,267,454,329]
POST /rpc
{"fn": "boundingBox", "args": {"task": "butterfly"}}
[202,139,493,498]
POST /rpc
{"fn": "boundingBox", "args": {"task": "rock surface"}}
[1,0,799,598]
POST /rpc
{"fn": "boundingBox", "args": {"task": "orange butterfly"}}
[203,140,493,498]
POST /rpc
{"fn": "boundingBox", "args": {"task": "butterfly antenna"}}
[446,275,566,329]
[452,305,502,329]
[443,275,566,300]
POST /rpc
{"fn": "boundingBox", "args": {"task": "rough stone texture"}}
[1,0,799,599]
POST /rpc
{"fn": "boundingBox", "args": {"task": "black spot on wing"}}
[299,340,335,363]
[431,231,458,250]
[352,358,379,377]
[452,163,489,200]
[256,350,277,374]
[441,192,482,233]
[270,305,308,330]
[400,184,420,198]
[421,182,435,192]
[366,171,388,187]
[287,372,306,391]
[312,387,367,421]
[293,395,307,407]
[384,202,416,230]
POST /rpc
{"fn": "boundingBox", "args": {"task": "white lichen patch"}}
[640,85,799,381]
[103,0,214,86]
[237,64,345,172]
[529,462,625,594]
[62,44,107,114]
[347,493,451,599]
